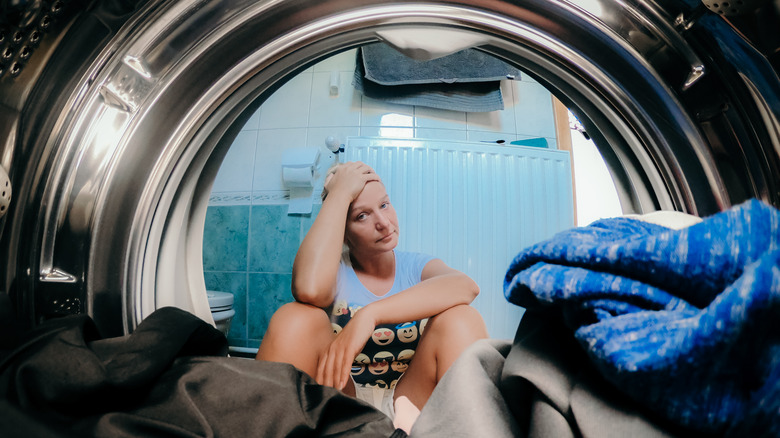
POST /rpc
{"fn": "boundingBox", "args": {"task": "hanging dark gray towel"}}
[353,43,521,112]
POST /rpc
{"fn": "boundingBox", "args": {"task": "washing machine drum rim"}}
[2,0,778,339]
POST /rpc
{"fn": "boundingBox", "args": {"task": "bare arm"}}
[291,162,378,307]
[359,258,479,325]
[317,258,479,388]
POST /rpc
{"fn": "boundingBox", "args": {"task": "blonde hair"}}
[321,162,342,201]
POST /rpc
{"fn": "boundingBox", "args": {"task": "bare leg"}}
[393,396,421,433]
[393,304,488,409]
[255,301,355,396]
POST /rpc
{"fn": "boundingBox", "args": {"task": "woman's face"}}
[345,181,399,254]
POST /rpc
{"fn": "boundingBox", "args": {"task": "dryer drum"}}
[0,0,778,336]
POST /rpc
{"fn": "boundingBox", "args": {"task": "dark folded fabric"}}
[0,306,397,437]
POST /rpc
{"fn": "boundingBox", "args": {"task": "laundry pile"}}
[2,199,778,437]
[504,199,780,435]
[0,306,400,438]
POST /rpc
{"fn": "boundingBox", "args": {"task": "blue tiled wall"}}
[203,204,319,348]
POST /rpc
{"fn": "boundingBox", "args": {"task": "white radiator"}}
[345,137,574,339]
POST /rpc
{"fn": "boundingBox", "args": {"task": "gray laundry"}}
[410,313,684,438]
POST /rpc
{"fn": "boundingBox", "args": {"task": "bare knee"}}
[255,301,333,373]
[264,302,335,343]
[268,301,331,332]
[423,305,487,376]
[426,304,488,341]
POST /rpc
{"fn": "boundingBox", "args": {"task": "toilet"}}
[207,290,235,337]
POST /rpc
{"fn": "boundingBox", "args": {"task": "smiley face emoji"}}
[373,351,395,364]
[369,360,390,375]
[351,353,369,375]
[332,300,349,316]
[397,349,415,363]
[391,360,408,373]
[369,380,389,389]
[369,351,394,375]
[395,322,419,343]
[372,328,395,345]
[419,318,429,335]
[392,349,415,372]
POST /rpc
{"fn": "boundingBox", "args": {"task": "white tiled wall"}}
[212,48,558,198]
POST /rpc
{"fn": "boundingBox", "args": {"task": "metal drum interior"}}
[0,0,778,337]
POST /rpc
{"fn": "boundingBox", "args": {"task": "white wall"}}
[570,129,623,226]
[210,48,559,204]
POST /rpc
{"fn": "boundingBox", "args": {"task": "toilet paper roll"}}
[283,166,315,214]
[288,186,314,214]
[282,166,315,187]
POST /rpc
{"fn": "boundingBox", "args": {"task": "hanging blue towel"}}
[503,199,780,436]
[353,44,520,112]
[361,42,519,85]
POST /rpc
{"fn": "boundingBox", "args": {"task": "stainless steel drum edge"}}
[112,0,721,332]
[81,0,284,334]
[687,12,780,204]
[1,0,777,335]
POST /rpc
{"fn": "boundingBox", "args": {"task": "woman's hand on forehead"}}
[324,161,380,202]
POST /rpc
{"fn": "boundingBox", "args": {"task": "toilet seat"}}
[207,291,234,312]
[206,291,235,337]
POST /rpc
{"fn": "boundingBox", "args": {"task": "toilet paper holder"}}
[282,147,321,214]
[282,147,320,174]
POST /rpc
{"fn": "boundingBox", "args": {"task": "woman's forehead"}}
[350,181,388,210]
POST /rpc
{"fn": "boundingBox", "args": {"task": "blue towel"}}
[503,199,780,435]
[353,44,520,112]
